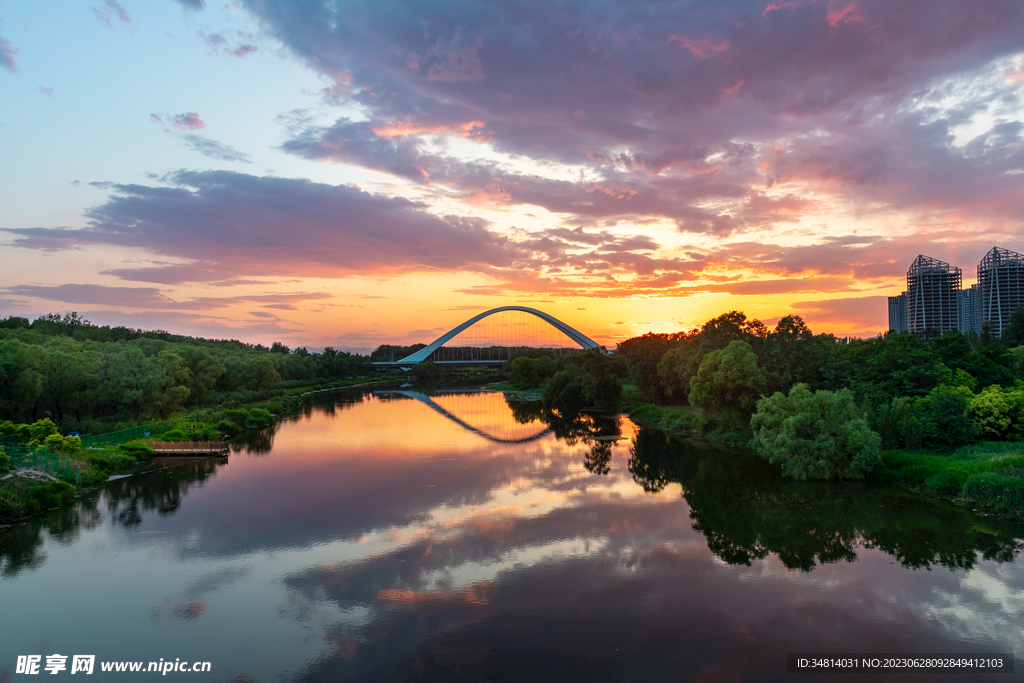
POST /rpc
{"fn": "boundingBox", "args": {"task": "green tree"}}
[888,389,976,451]
[750,384,882,480]
[625,333,678,400]
[1003,306,1024,347]
[507,356,541,388]
[175,345,225,405]
[656,341,700,402]
[542,368,589,414]
[98,346,190,419]
[38,342,99,423]
[688,340,767,428]
[0,339,45,420]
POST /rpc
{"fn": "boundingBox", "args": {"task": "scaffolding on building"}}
[907,255,961,333]
[978,246,1024,337]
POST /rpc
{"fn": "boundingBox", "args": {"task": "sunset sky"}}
[1,0,1023,351]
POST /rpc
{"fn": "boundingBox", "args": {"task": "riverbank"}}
[625,400,1024,520]
[0,375,404,525]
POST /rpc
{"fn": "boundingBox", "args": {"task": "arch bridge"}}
[373,306,603,369]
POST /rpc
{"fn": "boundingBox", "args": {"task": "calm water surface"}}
[2,389,1024,682]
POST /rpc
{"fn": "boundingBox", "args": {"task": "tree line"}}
[0,313,374,430]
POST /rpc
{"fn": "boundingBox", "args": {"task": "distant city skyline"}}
[2,0,1023,347]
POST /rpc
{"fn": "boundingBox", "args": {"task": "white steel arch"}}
[396,306,601,364]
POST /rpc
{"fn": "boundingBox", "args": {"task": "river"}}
[2,388,1023,682]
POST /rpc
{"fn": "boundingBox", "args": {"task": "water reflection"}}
[628,427,1024,572]
[1,389,1022,683]
[376,389,551,443]
[0,458,226,577]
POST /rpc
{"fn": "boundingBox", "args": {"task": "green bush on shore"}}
[118,442,154,459]
[750,384,882,480]
[0,480,76,522]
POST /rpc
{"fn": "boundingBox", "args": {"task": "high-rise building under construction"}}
[977,246,1024,337]
[905,255,961,333]
[888,247,1024,335]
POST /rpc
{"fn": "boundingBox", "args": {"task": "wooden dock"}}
[146,441,229,456]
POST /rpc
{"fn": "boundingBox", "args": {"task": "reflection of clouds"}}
[150,565,252,624]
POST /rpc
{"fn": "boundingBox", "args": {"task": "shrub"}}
[967,384,1024,441]
[751,383,882,480]
[118,442,154,459]
[86,450,136,475]
[43,433,65,453]
[216,419,241,437]
[221,409,250,426]
[29,418,59,443]
[61,435,82,453]
[245,408,273,429]
[889,389,976,451]
[0,447,9,471]
[0,481,76,521]
[160,429,188,441]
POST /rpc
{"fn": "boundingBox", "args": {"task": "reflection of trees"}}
[628,428,1024,571]
[583,440,612,475]
[231,424,278,455]
[0,458,226,577]
[104,459,223,525]
[506,398,621,475]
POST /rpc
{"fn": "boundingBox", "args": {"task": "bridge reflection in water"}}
[374,389,551,444]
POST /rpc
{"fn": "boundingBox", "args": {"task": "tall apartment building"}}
[977,246,1024,337]
[957,284,980,335]
[906,255,961,333]
[888,292,908,332]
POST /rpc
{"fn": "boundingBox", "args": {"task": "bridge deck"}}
[373,360,507,369]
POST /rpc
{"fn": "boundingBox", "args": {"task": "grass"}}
[0,477,76,523]
[881,441,1024,516]
[627,403,702,434]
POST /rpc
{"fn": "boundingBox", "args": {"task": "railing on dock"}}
[145,441,229,456]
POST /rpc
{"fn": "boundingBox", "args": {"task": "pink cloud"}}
[93,0,133,28]
[171,112,206,130]
[667,34,730,58]
[0,36,19,73]
[230,44,258,58]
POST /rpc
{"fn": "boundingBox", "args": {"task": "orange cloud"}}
[371,120,485,138]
